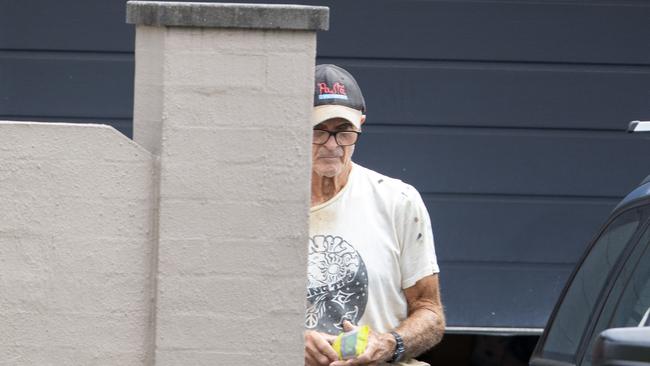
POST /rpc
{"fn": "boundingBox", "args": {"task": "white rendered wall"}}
[0,122,155,365]
[132,27,316,365]
[0,4,322,365]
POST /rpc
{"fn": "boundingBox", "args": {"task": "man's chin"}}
[313,164,343,178]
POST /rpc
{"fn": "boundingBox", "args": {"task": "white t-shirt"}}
[306,163,439,338]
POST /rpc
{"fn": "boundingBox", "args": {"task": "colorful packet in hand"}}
[332,325,370,360]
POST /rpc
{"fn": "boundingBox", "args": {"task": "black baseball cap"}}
[313,64,366,128]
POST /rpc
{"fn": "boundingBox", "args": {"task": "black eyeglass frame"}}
[312,129,362,146]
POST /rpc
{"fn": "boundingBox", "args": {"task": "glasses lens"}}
[313,130,330,145]
[336,131,358,146]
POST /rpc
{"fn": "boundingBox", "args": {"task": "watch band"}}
[388,331,405,363]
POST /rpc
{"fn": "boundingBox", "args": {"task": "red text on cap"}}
[319,82,347,96]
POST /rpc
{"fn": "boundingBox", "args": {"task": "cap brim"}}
[312,105,363,128]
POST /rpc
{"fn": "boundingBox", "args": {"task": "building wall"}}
[132,24,316,365]
[0,3,323,364]
[0,122,155,364]
[3,0,650,330]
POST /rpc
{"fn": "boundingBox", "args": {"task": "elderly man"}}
[304,64,445,366]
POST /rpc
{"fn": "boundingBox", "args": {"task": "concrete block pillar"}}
[127,2,329,365]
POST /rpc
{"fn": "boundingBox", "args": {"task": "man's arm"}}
[397,274,445,359]
[331,274,445,365]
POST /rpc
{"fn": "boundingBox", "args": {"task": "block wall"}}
[136,27,315,366]
[0,122,156,365]
[0,2,324,365]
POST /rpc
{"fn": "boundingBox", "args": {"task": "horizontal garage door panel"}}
[324,61,650,130]
[427,196,615,265]
[0,54,134,120]
[440,262,573,328]
[0,0,133,52]
[314,0,650,64]
[3,0,650,66]
[5,54,650,132]
[354,127,650,197]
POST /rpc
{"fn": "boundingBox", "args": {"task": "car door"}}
[530,202,650,366]
[578,210,650,366]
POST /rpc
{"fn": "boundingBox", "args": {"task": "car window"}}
[539,208,642,363]
[580,220,650,366]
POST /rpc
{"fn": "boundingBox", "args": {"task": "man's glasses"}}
[313,129,361,146]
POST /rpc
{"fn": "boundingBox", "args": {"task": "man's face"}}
[311,118,359,178]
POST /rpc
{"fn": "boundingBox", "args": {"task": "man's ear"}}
[360,115,367,126]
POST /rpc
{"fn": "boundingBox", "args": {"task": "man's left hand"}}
[330,321,395,366]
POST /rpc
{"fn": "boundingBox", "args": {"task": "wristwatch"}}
[388,331,405,363]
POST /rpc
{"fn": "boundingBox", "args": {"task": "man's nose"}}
[323,134,340,148]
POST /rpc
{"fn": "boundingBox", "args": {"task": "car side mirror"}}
[592,327,650,366]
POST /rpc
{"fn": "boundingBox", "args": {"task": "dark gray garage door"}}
[3,0,650,330]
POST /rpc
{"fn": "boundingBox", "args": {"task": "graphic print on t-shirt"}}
[306,235,368,334]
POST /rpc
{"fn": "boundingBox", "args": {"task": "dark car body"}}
[530,177,650,366]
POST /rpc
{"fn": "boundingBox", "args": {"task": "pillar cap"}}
[126,1,329,31]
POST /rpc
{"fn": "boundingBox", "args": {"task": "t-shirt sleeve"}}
[396,184,440,289]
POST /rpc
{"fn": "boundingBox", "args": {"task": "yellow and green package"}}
[332,325,370,360]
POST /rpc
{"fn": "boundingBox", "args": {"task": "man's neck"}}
[311,164,353,207]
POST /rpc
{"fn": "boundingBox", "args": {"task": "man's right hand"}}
[304,330,339,366]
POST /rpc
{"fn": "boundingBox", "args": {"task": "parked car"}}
[528,121,650,366]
